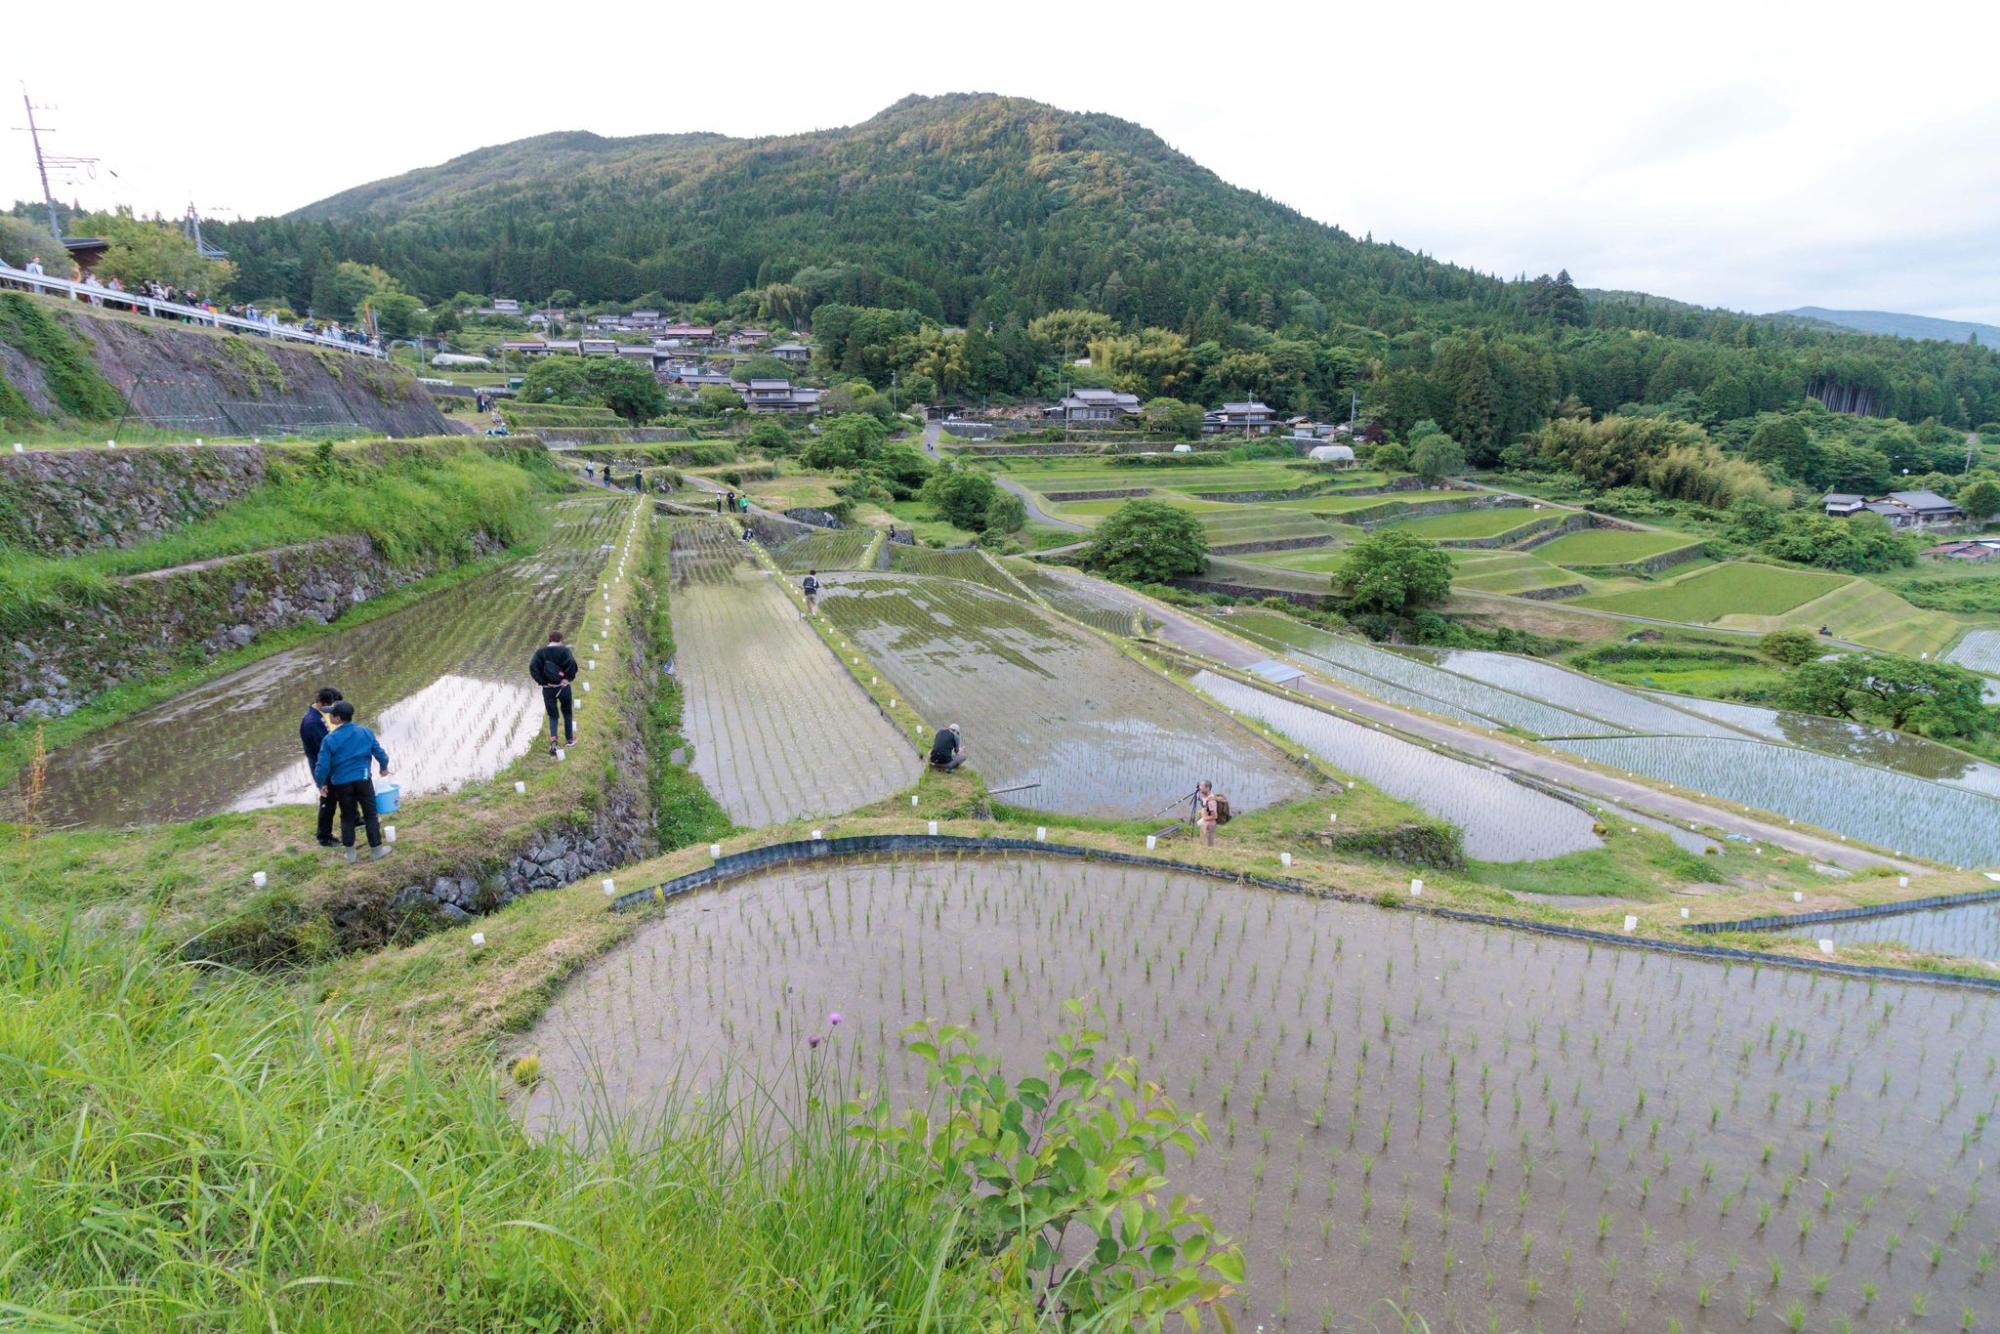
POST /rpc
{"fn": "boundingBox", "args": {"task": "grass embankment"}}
[0,290,126,424]
[0,438,560,632]
[1,498,648,966]
[0,915,1008,1328]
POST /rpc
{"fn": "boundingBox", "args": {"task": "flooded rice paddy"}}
[1774,898,2000,965]
[818,574,1315,818]
[1657,694,2000,799]
[28,499,625,828]
[669,530,918,827]
[1194,671,1602,862]
[1552,735,2000,867]
[524,856,1999,1331]
[1946,630,2000,677]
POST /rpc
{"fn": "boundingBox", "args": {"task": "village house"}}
[660,322,716,346]
[1920,539,2000,563]
[499,339,551,357]
[1204,401,1277,434]
[579,338,619,357]
[770,341,811,366]
[1049,388,1142,424]
[740,378,823,414]
[1823,489,1964,528]
[479,298,521,316]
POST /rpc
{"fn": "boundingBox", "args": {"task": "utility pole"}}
[20,88,63,247]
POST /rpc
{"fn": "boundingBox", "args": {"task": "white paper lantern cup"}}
[709,843,721,859]
[602,878,617,897]
[927,821,938,835]
[514,781,527,794]
[1146,834,1158,850]
[252,871,268,888]
[384,825,397,843]
[470,932,485,949]
[1279,852,1293,868]
[1622,915,1638,933]
[1410,878,1424,896]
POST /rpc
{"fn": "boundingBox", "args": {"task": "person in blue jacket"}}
[313,700,393,863]
[299,687,342,847]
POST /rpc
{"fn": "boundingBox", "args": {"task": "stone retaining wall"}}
[1515,582,1587,601]
[1209,534,1339,556]
[0,444,267,554]
[3,532,499,723]
[1169,578,1328,608]
[1191,475,1455,504]
[1353,494,1530,528]
[1563,542,1709,578]
[1041,487,1152,502]
[1436,511,1574,550]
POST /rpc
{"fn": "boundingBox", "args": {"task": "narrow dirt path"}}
[996,477,1087,531]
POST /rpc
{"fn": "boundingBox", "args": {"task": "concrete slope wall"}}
[1,300,444,437]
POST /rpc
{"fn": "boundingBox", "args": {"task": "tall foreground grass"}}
[0,918,1005,1328]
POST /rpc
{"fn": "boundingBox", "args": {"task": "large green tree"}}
[1333,529,1454,616]
[1084,500,1208,583]
[1781,653,1994,740]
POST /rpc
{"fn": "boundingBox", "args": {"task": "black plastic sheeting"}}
[1687,887,2000,936]
[610,834,2000,993]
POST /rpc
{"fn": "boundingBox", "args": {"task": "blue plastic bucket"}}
[374,781,401,815]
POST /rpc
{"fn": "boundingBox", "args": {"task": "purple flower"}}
[828,1011,842,1027]
[808,1034,821,1049]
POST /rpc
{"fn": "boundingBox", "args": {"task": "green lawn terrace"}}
[1530,527,1703,566]
[523,855,2000,1331]
[814,573,1317,819]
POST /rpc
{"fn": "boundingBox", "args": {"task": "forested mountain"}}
[211,93,2000,435]
[1774,307,2000,347]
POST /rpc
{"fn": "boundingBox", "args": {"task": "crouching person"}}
[313,700,393,864]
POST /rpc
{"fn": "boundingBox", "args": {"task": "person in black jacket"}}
[529,631,579,754]
[300,687,343,845]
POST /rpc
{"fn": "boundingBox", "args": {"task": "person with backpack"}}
[529,630,579,754]
[313,700,393,864]
[929,723,967,772]
[802,569,821,617]
[1195,778,1230,846]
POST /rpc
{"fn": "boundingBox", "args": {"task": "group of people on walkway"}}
[299,688,393,863]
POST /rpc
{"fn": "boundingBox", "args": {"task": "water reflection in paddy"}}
[26,499,622,827]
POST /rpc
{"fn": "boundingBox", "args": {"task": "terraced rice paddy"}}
[1194,508,1338,547]
[1946,629,2000,675]
[1575,563,1853,623]
[1004,560,1145,636]
[525,855,1997,1329]
[1277,489,1467,515]
[1657,694,2000,797]
[30,498,627,828]
[818,574,1314,817]
[1533,528,1701,566]
[1200,556,1340,595]
[882,543,1024,597]
[992,461,1315,496]
[1550,735,2000,865]
[1221,611,1629,739]
[1733,578,1966,658]
[770,526,877,573]
[1194,671,1601,860]
[671,539,917,828]
[1449,550,1587,594]
[1418,649,1745,739]
[1375,508,1550,541]
[1773,897,2000,963]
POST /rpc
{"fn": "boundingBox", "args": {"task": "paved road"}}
[996,477,1088,532]
[920,419,943,459]
[1061,574,1922,874]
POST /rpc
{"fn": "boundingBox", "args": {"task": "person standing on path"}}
[299,686,343,846]
[529,630,580,754]
[802,569,821,617]
[313,701,392,864]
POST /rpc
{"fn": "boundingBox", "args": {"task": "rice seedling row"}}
[882,543,1024,598]
[1656,694,2000,798]
[672,556,918,827]
[1773,898,2000,963]
[817,574,1315,817]
[1222,610,1630,739]
[1946,630,2000,676]
[1193,671,1602,861]
[1550,735,2000,866]
[771,527,878,573]
[1003,559,1145,636]
[35,496,628,827]
[524,856,1997,1330]
[1418,648,1748,739]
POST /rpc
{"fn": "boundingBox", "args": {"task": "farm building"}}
[1824,490,1964,528]
[1307,443,1357,465]
[1205,401,1277,434]
[1921,539,2000,562]
[1050,389,1142,423]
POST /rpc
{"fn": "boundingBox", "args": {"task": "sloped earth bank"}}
[668,523,918,826]
[522,856,1999,1332]
[31,498,624,827]
[817,573,1315,818]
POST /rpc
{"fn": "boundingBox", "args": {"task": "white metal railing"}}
[0,267,387,359]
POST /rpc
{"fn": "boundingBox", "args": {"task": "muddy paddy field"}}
[817,572,1315,819]
[526,855,1998,1331]
[30,498,626,828]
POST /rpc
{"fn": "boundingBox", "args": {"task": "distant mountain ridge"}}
[1772,306,2000,346]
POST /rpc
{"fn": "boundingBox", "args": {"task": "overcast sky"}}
[4,0,1995,322]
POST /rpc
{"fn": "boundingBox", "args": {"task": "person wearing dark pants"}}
[312,700,393,864]
[300,686,343,846]
[529,630,580,755]
[928,723,967,772]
